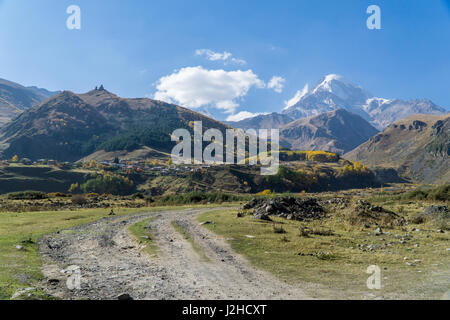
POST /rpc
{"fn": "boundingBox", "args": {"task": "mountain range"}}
[0,87,229,162]
[0,76,448,183]
[0,78,58,126]
[230,74,446,132]
[282,74,446,130]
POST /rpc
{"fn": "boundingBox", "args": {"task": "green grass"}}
[128,217,158,256]
[171,220,210,262]
[198,206,450,299]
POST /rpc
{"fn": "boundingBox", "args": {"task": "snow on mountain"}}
[283,74,446,130]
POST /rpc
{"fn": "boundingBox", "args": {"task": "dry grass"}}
[198,199,450,299]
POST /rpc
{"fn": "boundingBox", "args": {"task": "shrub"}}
[404,184,449,202]
[257,189,272,196]
[80,174,135,196]
[86,193,100,198]
[299,226,310,237]
[157,192,248,205]
[305,151,339,162]
[279,150,339,162]
[272,224,286,234]
[68,183,80,194]
[71,194,87,205]
[48,192,69,198]
[130,193,145,199]
[7,191,47,200]
[428,184,450,201]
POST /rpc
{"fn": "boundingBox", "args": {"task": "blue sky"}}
[0,0,449,120]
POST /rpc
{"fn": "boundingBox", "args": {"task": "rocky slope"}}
[279,109,379,155]
[345,114,450,183]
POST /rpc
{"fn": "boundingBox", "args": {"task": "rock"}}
[11,287,35,300]
[253,212,272,221]
[48,278,60,285]
[117,293,133,300]
[21,238,34,244]
[15,245,24,250]
[243,197,325,221]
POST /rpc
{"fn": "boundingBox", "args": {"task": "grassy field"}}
[198,200,449,299]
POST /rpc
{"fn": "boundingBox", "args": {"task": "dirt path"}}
[39,208,311,300]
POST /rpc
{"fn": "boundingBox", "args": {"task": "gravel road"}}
[39,208,310,300]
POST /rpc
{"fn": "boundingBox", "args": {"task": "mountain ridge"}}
[279,109,379,155]
[345,113,450,183]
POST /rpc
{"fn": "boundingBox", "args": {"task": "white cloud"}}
[226,111,268,122]
[154,66,264,114]
[284,84,309,109]
[195,49,247,65]
[230,57,247,65]
[267,76,285,93]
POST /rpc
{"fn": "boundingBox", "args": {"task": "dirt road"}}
[39,208,310,300]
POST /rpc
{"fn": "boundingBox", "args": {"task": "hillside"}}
[282,74,446,130]
[345,114,450,183]
[0,165,88,194]
[0,87,230,162]
[226,112,293,131]
[279,109,379,155]
[0,78,58,126]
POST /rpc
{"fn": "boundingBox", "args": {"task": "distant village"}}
[0,155,213,177]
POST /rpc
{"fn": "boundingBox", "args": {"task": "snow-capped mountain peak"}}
[311,74,371,101]
[312,74,343,93]
[282,74,446,130]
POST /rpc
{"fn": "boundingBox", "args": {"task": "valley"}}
[0,76,448,301]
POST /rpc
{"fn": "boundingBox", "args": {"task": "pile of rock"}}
[351,200,405,226]
[242,197,325,221]
[319,197,350,210]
